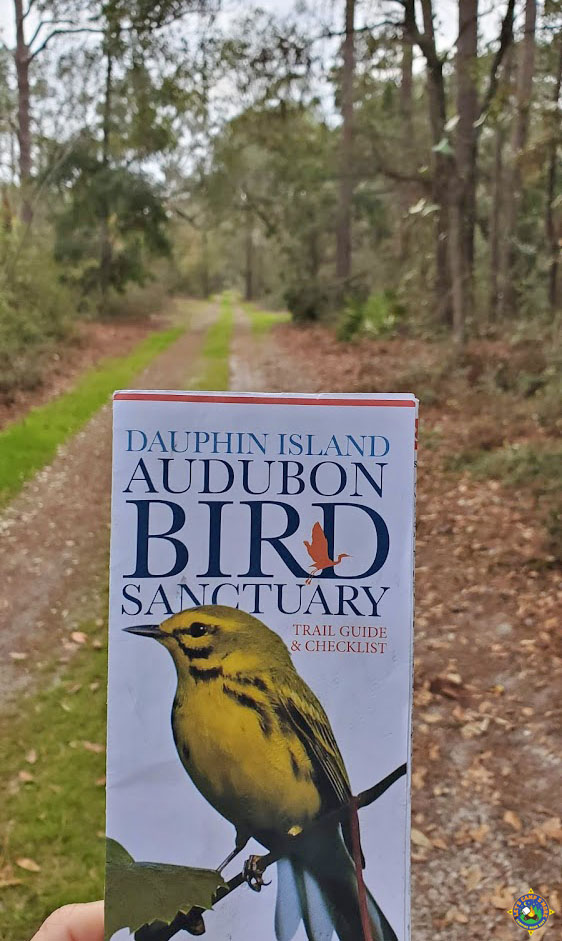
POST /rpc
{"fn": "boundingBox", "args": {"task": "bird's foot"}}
[243,854,270,892]
[182,908,206,936]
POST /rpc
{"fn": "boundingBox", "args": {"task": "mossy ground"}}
[191,293,234,390]
[242,303,291,336]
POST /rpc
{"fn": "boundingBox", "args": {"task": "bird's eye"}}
[189,621,207,637]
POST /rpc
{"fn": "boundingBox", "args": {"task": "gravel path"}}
[0,300,216,703]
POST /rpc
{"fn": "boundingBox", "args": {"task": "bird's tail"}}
[275,829,398,941]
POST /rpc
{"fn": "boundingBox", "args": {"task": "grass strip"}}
[0,325,184,509]
[191,294,234,390]
[0,619,107,938]
[242,303,291,337]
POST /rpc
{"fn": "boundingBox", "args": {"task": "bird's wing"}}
[304,523,331,566]
[275,672,351,810]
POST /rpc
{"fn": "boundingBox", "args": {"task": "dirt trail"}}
[231,312,561,941]
[0,301,216,703]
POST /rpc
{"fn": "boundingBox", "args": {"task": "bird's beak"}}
[123,624,164,639]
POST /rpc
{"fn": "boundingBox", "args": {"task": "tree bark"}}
[455,0,479,320]
[498,0,537,318]
[13,0,32,224]
[489,125,503,319]
[397,22,414,261]
[335,0,355,285]
[418,0,455,327]
[201,224,210,298]
[545,37,562,314]
[100,48,113,304]
[244,208,254,301]
[489,51,513,320]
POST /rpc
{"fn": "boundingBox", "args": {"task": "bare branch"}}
[28,18,78,49]
[29,26,102,61]
[477,0,516,124]
[314,20,400,42]
[22,0,37,20]
[28,19,48,50]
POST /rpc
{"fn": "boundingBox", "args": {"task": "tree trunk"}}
[335,0,355,285]
[489,114,505,320]
[244,209,254,301]
[419,0,455,326]
[397,23,414,261]
[201,224,210,298]
[489,51,513,320]
[455,0,479,319]
[498,0,537,318]
[13,0,32,224]
[100,49,113,304]
[449,193,466,344]
[546,38,562,314]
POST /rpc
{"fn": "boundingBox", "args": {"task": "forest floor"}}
[0,297,560,940]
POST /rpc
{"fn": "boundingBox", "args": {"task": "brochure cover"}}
[106,390,417,941]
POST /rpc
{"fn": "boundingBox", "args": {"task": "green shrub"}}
[0,230,78,399]
[284,281,332,322]
[337,290,404,341]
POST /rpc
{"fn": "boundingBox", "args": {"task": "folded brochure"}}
[106,390,417,941]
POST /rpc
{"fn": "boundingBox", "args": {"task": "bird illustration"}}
[125,605,397,941]
[303,522,350,585]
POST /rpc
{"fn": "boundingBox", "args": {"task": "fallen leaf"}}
[421,711,441,724]
[82,741,104,754]
[71,631,88,645]
[25,750,37,764]
[429,674,464,700]
[463,864,482,891]
[468,823,490,844]
[503,810,522,831]
[539,817,562,841]
[431,836,448,850]
[18,770,34,783]
[16,858,41,872]
[9,652,27,661]
[412,767,427,790]
[489,887,514,909]
[96,776,106,787]
[411,828,432,849]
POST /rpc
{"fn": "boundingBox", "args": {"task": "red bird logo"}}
[303,522,350,585]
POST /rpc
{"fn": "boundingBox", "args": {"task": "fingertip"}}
[31,900,104,941]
